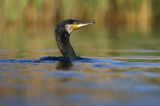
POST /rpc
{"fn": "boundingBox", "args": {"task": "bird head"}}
[56,19,95,34]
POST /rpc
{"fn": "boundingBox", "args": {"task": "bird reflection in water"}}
[56,58,73,70]
[38,56,73,70]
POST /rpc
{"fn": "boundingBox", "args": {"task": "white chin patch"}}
[65,24,73,34]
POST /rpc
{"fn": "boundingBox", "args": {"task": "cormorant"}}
[55,19,95,57]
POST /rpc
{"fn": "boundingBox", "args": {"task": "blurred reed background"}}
[0,0,160,31]
[0,0,160,58]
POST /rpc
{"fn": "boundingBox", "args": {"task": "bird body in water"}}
[55,19,95,57]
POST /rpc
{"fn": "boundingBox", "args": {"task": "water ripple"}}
[0,56,160,69]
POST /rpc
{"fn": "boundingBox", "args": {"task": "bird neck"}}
[56,32,77,57]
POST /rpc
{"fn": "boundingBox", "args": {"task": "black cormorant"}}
[55,19,95,57]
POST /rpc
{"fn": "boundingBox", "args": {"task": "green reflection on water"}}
[0,27,160,59]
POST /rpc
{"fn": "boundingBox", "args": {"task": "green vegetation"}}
[0,0,160,31]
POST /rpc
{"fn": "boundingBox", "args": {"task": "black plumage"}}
[55,19,94,57]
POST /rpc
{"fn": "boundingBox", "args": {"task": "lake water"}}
[0,28,160,106]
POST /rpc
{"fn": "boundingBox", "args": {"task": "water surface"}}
[0,29,160,106]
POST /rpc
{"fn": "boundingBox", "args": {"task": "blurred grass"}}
[0,0,159,32]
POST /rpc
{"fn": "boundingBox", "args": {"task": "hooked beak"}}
[65,20,95,33]
[75,20,95,28]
